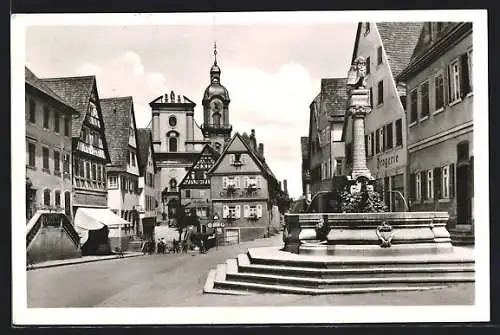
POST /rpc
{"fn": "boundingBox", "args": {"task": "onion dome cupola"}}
[201,42,232,152]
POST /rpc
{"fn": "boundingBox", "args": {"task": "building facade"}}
[41,75,112,217]
[307,78,348,200]
[150,91,203,224]
[300,136,310,198]
[344,22,422,210]
[208,132,279,243]
[398,22,473,232]
[100,96,140,238]
[178,144,220,231]
[25,67,79,220]
[136,128,158,240]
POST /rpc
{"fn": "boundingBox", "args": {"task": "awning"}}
[74,208,130,244]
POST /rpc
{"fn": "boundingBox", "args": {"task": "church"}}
[151,46,286,241]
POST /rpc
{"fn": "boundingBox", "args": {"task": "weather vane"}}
[213,41,218,65]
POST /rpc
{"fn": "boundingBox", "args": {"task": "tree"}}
[275,190,292,214]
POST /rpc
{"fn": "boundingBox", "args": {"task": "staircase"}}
[204,247,475,295]
[26,210,80,250]
[449,227,475,246]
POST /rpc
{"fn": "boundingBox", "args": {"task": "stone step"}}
[238,262,475,279]
[224,271,475,289]
[214,279,448,295]
[248,255,475,270]
[203,269,252,295]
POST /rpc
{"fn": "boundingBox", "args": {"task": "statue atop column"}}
[347,56,367,90]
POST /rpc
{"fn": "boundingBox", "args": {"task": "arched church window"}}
[169,137,178,152]
[212,112,221,127]
[169,178,177,192]
[169,116,177,127]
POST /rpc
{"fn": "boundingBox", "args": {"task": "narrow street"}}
[28,233,474,308]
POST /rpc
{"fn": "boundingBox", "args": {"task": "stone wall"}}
[28,226,81,264]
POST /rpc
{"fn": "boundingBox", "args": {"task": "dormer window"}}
[231,153,244,166]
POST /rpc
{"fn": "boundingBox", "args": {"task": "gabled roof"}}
[40,75,96,137]
[376,22,424,79]
[25,67,79,117]
[136,128,156,176]
[100,96,138,169]
[207,132,277,182]
[320,78,348,118]
[179,144,220,187]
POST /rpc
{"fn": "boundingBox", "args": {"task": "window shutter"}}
[433,167,442,200]
[222,205,229,218]
[460,53,471,97]
[235,205,241,218]
[256,204,263,218]
[244,205,250,218]
[421,171,427,201]
[257,176,262,188]
[409,173,416,201]
[229,154,235,165]
[241,155,246,164]
[222,177,227,189]
[449,163,455,198]
[446,65,452,105]
[244,176,248,188]
[235,176,241,188]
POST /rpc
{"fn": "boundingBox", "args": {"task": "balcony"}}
[77,141,106,159]
[201,123,232,133]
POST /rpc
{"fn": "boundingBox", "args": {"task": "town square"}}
[11,11,490,325]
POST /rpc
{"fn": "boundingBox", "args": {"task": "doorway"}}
[456,141,472,226]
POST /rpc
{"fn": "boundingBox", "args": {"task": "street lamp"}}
[213,214,219,250]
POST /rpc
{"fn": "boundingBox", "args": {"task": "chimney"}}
[258,143,264,157]
[283,179,288,195]
[249,129,257,151]
[279,181,282,190]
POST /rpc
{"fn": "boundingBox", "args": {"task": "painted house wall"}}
[25,91,74,217]
[406,29,473,226]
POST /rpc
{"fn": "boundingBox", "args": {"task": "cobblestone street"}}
[27,233,474,308]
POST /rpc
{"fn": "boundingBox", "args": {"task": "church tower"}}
[201,43,232,153]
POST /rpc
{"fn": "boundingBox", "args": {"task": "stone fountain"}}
[203,57,474,295]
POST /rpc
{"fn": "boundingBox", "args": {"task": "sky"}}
[25,21,357,199]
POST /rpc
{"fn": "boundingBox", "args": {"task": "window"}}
[85,161,90,179]
[365,22,370,35]
[366,133,372,156]
[29,99,36,123]
[54,111,60,133]
[370,132,375,155]
[43,189,51,206]
[27,142,36,167]
[185,189,191,198]
[55,190,61,207]
[212,112,221,126]
[366,56,371,74]
[427,170,434,200]
[169,137,178,152]
[369,87,373,107]
[42,147,49,170]
[108,175,118,189]
[395,119,403,146]
[233,153,242,165]
[169,178,177,191]
[43,106,50,129]
[169,116,177,127]
[415,172,422,201]
[79,159,85,178]
[420,81,429,119]
[54,151,60,173]
[91,163,96,180]
[442,165,450,199]
[377,80,384,105]
[62,117,69,136]
[467,48,473,92]
[64,192,71,217]
[385,123,393,149]
[379,127,384,152]
[434,72,445,112]
[375,129,380,154]
[130,152,136,167]
[377,46,383,65]
[97,165,102,182]
[410,89,418,123]
[335,159,342,176]
[63,154,70,173]
[449,59,461,103]
[364,134,368,157]
[224,205,240,219]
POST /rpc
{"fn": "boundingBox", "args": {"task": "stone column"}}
[348,89,372,181]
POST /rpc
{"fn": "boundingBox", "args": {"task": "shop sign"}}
[208,222,225,228]
[376,149,405,171]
